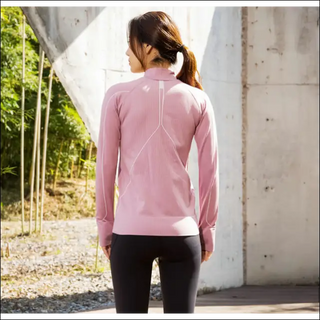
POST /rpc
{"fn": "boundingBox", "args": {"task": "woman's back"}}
[96,10,218,257]
[110,67,208,236]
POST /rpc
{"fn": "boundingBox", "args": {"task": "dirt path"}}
[1,219,161,313]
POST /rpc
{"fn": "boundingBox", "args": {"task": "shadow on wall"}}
[200,7,242,121]
[21,7,105,65]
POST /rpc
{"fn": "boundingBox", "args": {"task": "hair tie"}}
[178,44,185,52]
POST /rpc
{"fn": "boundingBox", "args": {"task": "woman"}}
[95,11,219,313]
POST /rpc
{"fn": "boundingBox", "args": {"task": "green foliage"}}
[1,7,92,184]
[1,7,39,133]
[1,166,17,176]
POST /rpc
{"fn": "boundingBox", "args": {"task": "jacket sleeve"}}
[194,93,219,253]
[95,88,120,247]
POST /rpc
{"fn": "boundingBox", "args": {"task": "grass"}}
[53,249,61,255]
[1,178,118,286]
[1,178,97,223]
[5,231,58,242]
[1,262,112,284]
[1,274,21,282]
[2,280,16,285]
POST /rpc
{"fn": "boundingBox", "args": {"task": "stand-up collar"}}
[144,67,177,81]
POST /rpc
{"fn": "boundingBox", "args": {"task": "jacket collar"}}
[144,67,177,81]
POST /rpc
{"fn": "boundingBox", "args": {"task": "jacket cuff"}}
[96,219,114,247]
[199,227,216,253]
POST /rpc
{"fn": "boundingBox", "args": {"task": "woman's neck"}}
[145,63,171,71]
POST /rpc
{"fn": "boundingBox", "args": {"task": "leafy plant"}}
[1,7,92,187]
[1,166,17,176]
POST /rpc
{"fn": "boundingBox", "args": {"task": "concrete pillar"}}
[244,7,319,285]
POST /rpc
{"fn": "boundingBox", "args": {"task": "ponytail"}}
[128,11,203,90]
[176,46,203,90]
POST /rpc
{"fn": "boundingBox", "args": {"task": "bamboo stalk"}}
[70,140,74,179]
[40,66,54,234]
[29,162,32,186]
[95,184,119,271]
[77,148,82,178]
[66,140,71,179]
[35,47,45,232]
[29,48,45,235]
[53,140,64,191]
[70,158,74,179]
[70,148,74,180]
[85,141,93,193]
[35,83,41,232]
[20,14,26,235]
[95,234,99,271]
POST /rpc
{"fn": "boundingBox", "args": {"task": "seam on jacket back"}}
[118,80,162,200]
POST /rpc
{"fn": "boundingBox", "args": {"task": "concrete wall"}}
[22,6,244,291]
[194,7,243,291]
[244,7,319,285]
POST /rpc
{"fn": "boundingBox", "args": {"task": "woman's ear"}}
[144,43,153,55]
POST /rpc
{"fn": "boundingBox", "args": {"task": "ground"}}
[0,178,161,313]
[1,179,319,314]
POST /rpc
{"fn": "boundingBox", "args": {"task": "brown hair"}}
[127,11,203,90]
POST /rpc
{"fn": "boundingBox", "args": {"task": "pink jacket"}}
[96,67,219,252]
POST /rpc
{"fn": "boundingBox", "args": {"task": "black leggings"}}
[110,233,202,313]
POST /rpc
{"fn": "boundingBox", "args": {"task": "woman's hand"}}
[201,251,212,263]
[103,245,212,263]
[102,245,111,260]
